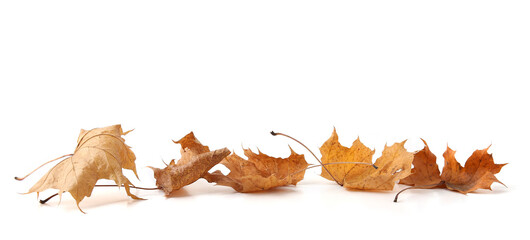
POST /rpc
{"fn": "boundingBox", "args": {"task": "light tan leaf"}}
[27,124,140,212]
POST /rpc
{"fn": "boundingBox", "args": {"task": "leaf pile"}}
[16,124,507,212]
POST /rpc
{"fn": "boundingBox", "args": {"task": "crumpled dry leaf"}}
[149,132,230,195]
[150,149,230,195]
[26,124,141,212]
[399,140,506,194]
[320,128,414,190]
[172,131,211,165]
[204,148,308,192]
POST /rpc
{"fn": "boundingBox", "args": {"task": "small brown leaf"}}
[204,148,308,192]
[150,148,230,195]
[172,132,211,166]
[149,132,230,195]
[441,146,506,193]
[399,139,442,187]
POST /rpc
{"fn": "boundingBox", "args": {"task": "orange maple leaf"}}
[204,148,308,192]
[319,128,414,190]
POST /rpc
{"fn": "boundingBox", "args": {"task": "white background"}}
[1,1,528,239]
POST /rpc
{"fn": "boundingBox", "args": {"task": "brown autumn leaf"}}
[319,128,414,190]
[25,124,141,212]
[204,148,309,192]
[149,132,230,195]
[172,131,211,165]
[441,145,506,193]
[399,139,442,187]
[398,140,506,194]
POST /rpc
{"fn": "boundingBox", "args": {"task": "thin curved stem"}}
[271,131,343,186]
[393,181,445,202]
[39,184,160,204]
[94,185,160,190]
[15,154,73,181]
[40,193,59,204]
[288,161,377,177]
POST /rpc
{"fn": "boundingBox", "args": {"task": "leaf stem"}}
[94,184,160,190]
[40,193,59,204]
[271,131,343,186]
[393,181,445,202]
[38,184,160,204]
[15,154,74,181]
[310,161,376,169]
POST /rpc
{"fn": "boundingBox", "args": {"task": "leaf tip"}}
[287,144,296,155]
[420,138,429,147]
[123,128,134,135]
[77,204,87,214]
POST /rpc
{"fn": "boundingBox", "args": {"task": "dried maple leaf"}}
[319,128,414,190]
[172,131,211,165]
[149,132,230,195]
[150,148,230,195]
[24,124,141,212]
[441,145,506,193]
[204,148,308,192]
[399,139,442,187]
[395,140,507,201]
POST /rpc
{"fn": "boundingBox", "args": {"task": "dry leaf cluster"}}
[15,125,507,212]
[150,132,308,194]
[399,139,507,193]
